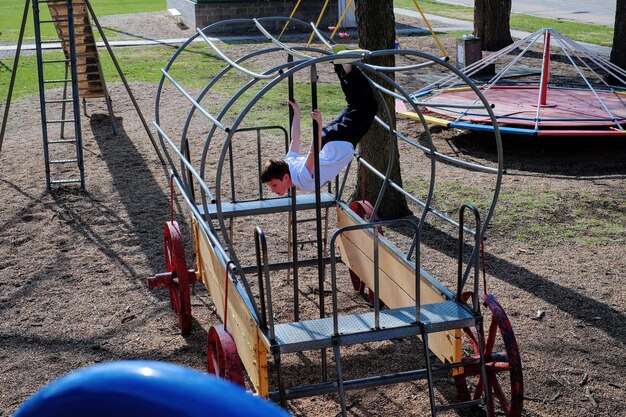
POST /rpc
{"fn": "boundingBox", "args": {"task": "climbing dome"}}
[400,28,626,137]
[152,17,523,417]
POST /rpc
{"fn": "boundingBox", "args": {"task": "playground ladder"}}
[32,0,115,189]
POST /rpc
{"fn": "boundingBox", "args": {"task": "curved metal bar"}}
[161,69,229,131]
[153,121,215,202]
[364,50,503,268]
[308,21,333,50]
[155,18,267,185]
[365,81,398,222]
[458,203,482,308]
[253,18,315,59]
[178,46,284,193]
[361,59,437,231]
[196,28,281,79]
[365,60,436,72]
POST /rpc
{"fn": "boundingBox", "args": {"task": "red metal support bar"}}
[539,31,551,106]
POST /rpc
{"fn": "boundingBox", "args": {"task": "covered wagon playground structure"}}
[1,1,625,417]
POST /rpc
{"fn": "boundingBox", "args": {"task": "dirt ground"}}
[1,11,626,417]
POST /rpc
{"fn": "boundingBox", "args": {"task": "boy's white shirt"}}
[285,141,354,192]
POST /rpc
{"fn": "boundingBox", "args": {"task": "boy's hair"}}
[260,159,290,183]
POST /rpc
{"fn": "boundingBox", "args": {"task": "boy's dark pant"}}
[321,65,378,148]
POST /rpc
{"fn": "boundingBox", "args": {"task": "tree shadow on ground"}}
[410,221,626,346]
[442,130,626,178]
[89,113,178,273]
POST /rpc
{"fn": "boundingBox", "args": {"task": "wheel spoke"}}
[490,373,512,414]
[484,313,498,357]
[463,327,480,354]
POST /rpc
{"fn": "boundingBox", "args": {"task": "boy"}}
[261,60,378,195]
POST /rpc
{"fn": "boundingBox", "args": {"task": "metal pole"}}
[0,0,31,155]
[66,0,86,188]
[32,0,52,189]
[539,30,551,106]
[288,55,300,322]
[311,63,327,381]
[83,0,166,165]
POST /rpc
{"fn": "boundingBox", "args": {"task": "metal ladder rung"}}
[296,216,327,223]
[49,139,76,144]
[45,98,74,104]
[49,159,78,164]
[46,119,76,124]
[40,19,68,23]
[42,59,70,64]
[43,79,71,84]
[50,178,82,185]
[298,239,323,246]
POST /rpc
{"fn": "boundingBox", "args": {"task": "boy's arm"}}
[288,100,301,154]
[304,109,324,175]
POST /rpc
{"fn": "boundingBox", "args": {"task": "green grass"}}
[0,40,347,129]
[493,189,625,245]
[0,0,165,43]
[405,180,625,246]
[394,0,614,46]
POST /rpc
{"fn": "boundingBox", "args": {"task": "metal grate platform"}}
[272,301,476,354]
[197,192,336,219]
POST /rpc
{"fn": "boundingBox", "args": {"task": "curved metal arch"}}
[358,49,503,285]
[155,16,324,184]
[155,29,504,319]
[357,58,437,233]
[181,45,325,197]
[155,18,266,179]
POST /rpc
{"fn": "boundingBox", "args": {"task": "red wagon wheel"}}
[207,324,245,387]
[454,293,524,417]
[163,221,192,335]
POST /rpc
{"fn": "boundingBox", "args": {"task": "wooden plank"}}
[336,208,461,364]
[192,220,269,396]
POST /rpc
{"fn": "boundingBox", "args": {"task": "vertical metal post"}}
[32,0,52,189]
[373,229,380,329]
[311,63,327,380]
[311,64,325,317]
[539,31,551,106]
[288,54,300,322]
[65,0,85,189]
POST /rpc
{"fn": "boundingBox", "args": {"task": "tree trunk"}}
[353,0,411,219]
[611,0,626,71]
[474,0,513,51]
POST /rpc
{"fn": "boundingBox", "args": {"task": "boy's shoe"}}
[330,44,370,63]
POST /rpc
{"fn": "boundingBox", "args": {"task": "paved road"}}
[437,0,616,26]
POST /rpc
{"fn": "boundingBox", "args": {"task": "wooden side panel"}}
[192,221,269,396]
[336,208,461,364]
